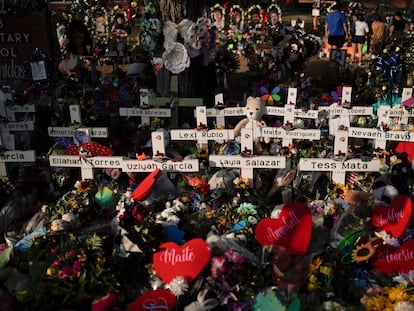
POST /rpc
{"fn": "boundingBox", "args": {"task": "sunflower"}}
[332,183,349,199]
[235,177,250,188]
[351,241,377,263]
[195,147,209,159]
[376,150,389,164]
[76,179,94,193]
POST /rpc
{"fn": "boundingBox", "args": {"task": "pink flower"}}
[211,256,226,276]
[73,260,83,271]
[51,260,61,267]
[58,266,73,279]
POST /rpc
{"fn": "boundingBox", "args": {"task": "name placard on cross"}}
[209,128,286,186]
[0,90,37,178]
[121,130,199,173]
[298,158,383,184]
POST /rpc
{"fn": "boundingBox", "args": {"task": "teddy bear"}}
[234,96,270,144]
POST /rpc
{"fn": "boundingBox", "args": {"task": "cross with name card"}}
[0,91,37,178]
[119,88,171,126]
[48,103,109,142]
[298,158,383,185]
[170,106,235,149]
[376,88,414,129]
[206,88,320,147]
[121,130,199,173]
[209,128,286,186]
[150,75,203,128]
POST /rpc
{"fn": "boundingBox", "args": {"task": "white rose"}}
[162,42,190,74]
[383,49,387,53]
[395,46,400,52]
[382,85,387,91]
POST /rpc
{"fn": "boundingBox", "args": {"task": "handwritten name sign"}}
[126,289,176,311]
[255,202,312,255]
[374,240,414,274]
[372,195,413,238]
[153,238,210,283]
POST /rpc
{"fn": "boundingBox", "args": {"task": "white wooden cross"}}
[170,106,235,149]
[0,91,36,177]
[121,130,199,173]
[48,104,114,179]
[209,128,286,186]
[48,103,109,143]
[376,88,414,129]
[119,88,172,126]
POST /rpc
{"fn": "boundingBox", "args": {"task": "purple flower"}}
[211,256,226,276]
[58,266,73,279]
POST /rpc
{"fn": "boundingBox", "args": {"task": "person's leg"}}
[351,42,357,62]
[357,43,363,65]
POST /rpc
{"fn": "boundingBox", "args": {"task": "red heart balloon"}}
[153,238,210,284]
[373,240,414,274]
[372,195,413,238]
[255,202,312,255]
[126,289,176,311]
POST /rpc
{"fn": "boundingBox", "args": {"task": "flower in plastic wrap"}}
[162,42,190,74]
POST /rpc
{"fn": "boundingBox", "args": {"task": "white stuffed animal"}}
[234,96,270,143]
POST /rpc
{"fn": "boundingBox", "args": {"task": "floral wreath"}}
[211,3,225,18]
[247,4,262,23]
[229,4,244,24]
[267,2,282,23]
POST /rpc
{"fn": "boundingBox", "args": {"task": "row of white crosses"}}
[46,85,414,186]
[299,86,414,184]
[0,87,36,177]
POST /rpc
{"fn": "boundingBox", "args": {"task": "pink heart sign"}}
[255,202,312,255]
[373,240,414,274]
[372,195,413,238]
[153,238,210,284]
[126,289,176,311]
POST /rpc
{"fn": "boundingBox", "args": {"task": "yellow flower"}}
[307,274,319,291]
[332,183,349,199]
[352,241,377,263]
[309,257,322,274]
[387,286,409,302]
[195,147,209,159]
[365,295,387,311]
[46,267,55,276]
[76,179,93,193]
[236,177,250,187]
[319,265,333,276]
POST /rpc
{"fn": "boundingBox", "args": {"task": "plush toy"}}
[234,96,270,143]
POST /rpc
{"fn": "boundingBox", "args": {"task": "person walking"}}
[324,3,348,55]
[351,13,369,66]
[389,11,408,38]
[369,13,386,54]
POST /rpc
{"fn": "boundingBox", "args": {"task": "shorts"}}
[328,35,346,47]
[352,35,365,44]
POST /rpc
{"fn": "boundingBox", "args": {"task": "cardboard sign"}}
[153,238,210,284]
[255,202,312,255]
[373,240,414,274]
[372,195,413,238]
[126,289,176,311]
